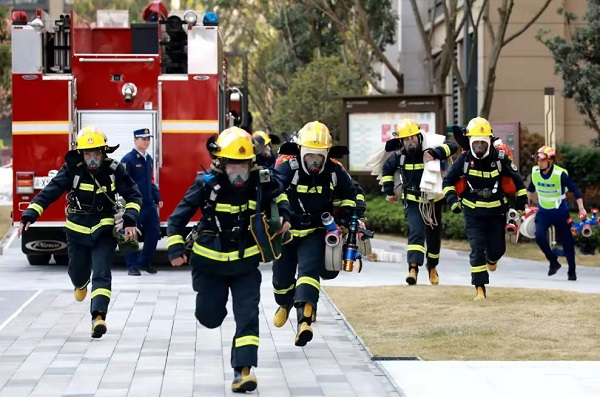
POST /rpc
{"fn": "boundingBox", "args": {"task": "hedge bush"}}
[365,194,467,240]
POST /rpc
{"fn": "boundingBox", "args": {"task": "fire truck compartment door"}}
[77,110,158,184]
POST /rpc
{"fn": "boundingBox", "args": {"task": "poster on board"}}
[348,112,436,172]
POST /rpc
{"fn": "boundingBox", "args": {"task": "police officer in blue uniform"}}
[121,128,162,275]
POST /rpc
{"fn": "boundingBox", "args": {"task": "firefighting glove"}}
[21,212,37,225]
[426,148,441,160]
[451,201,462,214]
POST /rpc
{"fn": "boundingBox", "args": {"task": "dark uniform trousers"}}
[193,263,261,368]
[464,208,506,286]
[67,232,115,319]
[125,204,160,270]
[272,230,338,310]
[535,208,576,271]
[404,200,443,270]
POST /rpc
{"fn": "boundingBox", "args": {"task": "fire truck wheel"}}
[53,254,69,266]
[27,254,51,266]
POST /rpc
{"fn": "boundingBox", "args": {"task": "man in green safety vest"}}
[527,145,587,280]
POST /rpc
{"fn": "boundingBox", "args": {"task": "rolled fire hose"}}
[322,212,343,271]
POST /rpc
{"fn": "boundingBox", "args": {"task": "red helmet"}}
[534,145,556,160]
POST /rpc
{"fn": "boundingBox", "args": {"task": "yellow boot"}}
[74,286,87,302]
[406,263,418,285]
[273,304,292,328]
[427,266,439,285]
[231,366,257,393]
[473,285,486,301]
[91,315,107,338]
[487,262,497,272]
[295,304,314,347]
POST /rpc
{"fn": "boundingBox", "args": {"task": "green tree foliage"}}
[306,0,399,92]
[0,6,11,118]
[538,2,600,144]
[271,55,366,140]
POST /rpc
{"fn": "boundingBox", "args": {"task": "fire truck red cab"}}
[11,4,240,265]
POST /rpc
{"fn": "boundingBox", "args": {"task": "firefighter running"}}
[252,130,281,169]
[166,127,290,393]
[18,126,142,338]
[443,117,527,300]
[381,118,459,285]
[271,121,364,347]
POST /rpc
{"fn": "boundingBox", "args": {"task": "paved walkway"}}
[1,229,600,396]
[0,230,398,397]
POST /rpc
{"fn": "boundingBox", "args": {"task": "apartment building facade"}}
[380,0,592,146]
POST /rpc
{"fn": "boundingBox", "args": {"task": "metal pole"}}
[544,87,557,246]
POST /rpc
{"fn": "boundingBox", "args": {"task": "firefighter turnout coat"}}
[21,151,142,243]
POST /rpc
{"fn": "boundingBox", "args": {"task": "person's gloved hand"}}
[451,201,462,214]
[386,195,398,203]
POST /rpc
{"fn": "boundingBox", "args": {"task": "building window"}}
[427,0,444,21]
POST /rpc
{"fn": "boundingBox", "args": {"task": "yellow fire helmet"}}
[395,118,421,139]
[252,130,271,146]
[297,121,333,149]
[466,117,493,137]
[214,127,256,160]
[76,126,108,151]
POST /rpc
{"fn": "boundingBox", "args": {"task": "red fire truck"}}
[11,3,242,265]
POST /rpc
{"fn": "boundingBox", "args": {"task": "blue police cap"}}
[133,128,152,138]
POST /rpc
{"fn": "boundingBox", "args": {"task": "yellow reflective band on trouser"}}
[66,218,114,234]
[332,200,341,207]
[235,335,259,348]
[296,276,320,291]
[381,175,394,183]
[443,186,456,194]
[125,202,141,212]
[471,265,487,273]
[516,189,527,196]
[290,228,318,237]
[166,235,184,248]
[90,288,111,299]
[275,193,288,203]
[356,194,365,201]
[442,144,451,157]
[192,243,260,261]
[340,200,356,207]
[427,252,440,259]
[28,203,44,216]
[462,198,505,209]
[468,169,500,178]
[407,244,426,253]
[405,163,424,170]
[274,283,295,295]
[79,183,95,192]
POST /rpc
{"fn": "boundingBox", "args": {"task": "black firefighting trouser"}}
[464,209,506,286]
[404,200,443,271]
[272,230,337,312]
[67,234,115,319]
[192,264,261,369]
